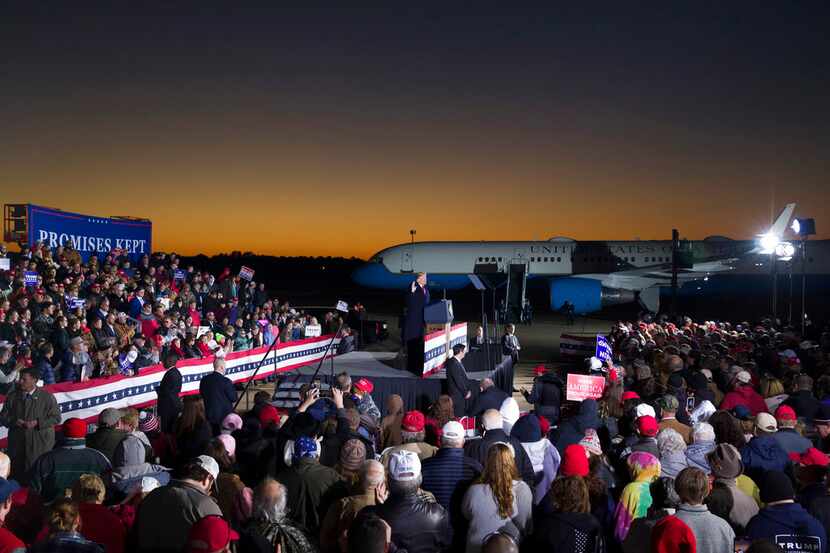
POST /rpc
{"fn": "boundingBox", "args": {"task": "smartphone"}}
[686,396,696,412]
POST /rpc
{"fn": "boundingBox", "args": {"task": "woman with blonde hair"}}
[30,498,104,553]
[760,377,788,413]
[462,442,533,553]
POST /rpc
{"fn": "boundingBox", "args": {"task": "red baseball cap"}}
[637,415,659,437]
[534,365,547,376]
[63,418,87,439]
[258,405,282,428]
[354,378,374,393]
[186,515,239,552]
[402,410,425,433]
[775,405,797,421]
[622,391,641,402]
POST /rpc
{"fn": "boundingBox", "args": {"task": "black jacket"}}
[157,367,183,433]
[463,429,536,489]
[446,357,475,417]
[468,387,509,418]
[786,390,821,422]
[199,371,237,427]
[552,399,602,457]
[403,284,429,341]
[372,491,451,553]
[319,408,374,467]
[527,373,563,423]
[528,511,604,553]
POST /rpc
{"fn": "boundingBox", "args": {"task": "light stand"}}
[791,217,816,336]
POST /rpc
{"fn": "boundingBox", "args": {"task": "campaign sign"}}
[24,271,38,287]
[174,269,186,281]
[0,259,9,271]
[239,266,255,281]
[774,534,821,553]
[68,297,86,310]
[304,324,322,337]
[596,334,613,364]
[27,204,152,262]
[566,373,606,402]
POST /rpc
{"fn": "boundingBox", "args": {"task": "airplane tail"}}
[770,203,796,239]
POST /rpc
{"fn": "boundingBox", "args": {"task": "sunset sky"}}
[2,5,828,258]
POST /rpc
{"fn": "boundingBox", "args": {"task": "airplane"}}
[351,204,813,315]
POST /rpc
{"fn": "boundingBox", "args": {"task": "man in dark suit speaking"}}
[403,272,429,376]
[446,343,476,417]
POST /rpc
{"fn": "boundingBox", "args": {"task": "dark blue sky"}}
[2,4,828,255]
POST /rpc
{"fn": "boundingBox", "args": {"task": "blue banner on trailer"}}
[27,205,152,262]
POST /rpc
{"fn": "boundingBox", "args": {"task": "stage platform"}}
[273,350,513,412]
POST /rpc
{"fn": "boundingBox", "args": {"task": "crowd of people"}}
[2,240,830,553]
[0,241,354,391]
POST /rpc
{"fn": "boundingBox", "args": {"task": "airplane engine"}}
[549,277,637,314]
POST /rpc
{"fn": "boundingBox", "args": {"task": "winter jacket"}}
[157,367,182,434]
[720,386,769,415]
[379,395,404,450]
[526,372,564,423]
[741,434,791,482]
[199,371,237,427]
[134,479,222,553]
[714,478,759,531]
[33,358,55,386]
[674,503,735,553]
[685,441,715,474]
[660,451,689,479]
[747,503,828,553]
[356,393,381,421]
[28,440,111,503]
[785,390,821,422]
[659,417,692,444]
[86,427,127,465]
[77,502,126,553]
[623,509,676,553]
[552,399,602,456]
[519,437,560,503]
[320,408,375,467]
[421,447,483,514]
[276,458,347,535]
[462,480,533,553]
[531,511,604,553]
[808,495,830,547]
[372,490,452,553]
[467,387,509,418]
[463,429,535,489]
[774,428,813,455]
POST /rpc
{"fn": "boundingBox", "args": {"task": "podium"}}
[424,300,453,324]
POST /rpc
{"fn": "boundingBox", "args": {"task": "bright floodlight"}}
[791,219,801,235]
[759,232,780,254]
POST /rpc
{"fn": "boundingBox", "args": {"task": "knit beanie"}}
[339,439,366,472]
[560,444,590,477]
[579,429,603,456]
[760,470,795,503]
[510,414,541,443]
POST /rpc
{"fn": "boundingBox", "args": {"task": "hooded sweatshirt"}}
[746,503,828,553]
[105,435,170,498]
[614,451,661,541]
[741,434,791,482]
[530,510,603,552]
[380,395,404,450]
[553,399,601,456]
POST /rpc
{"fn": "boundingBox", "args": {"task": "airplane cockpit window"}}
[370,256,383,263]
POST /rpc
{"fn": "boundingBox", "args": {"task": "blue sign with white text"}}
[596,334,613,364]
[27,205,152,262]
[24,271,38,287]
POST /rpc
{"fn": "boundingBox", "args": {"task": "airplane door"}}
[513,247,529,262]
[401,248,414,273]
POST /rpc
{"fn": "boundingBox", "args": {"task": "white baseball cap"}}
[194,455,220,481]
[442,421,465,441]
[635,403,656,419]
[388,450,421,482]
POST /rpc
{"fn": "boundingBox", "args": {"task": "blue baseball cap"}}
[293,436,318,462]
[0,478,20,502]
